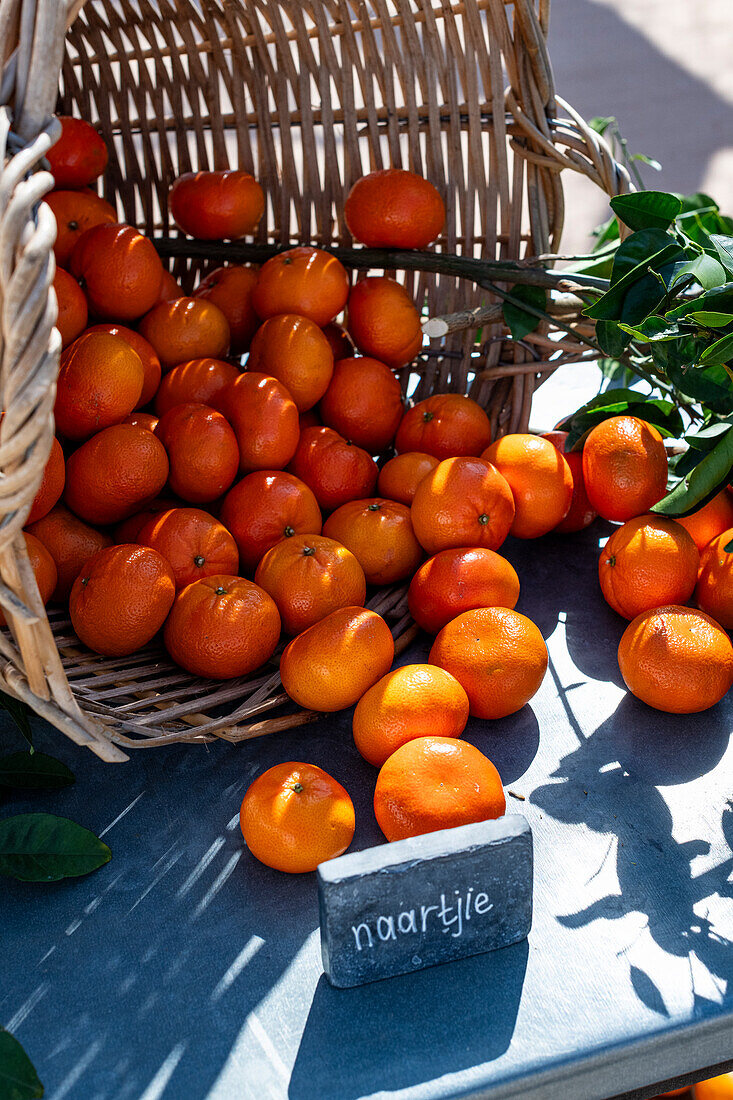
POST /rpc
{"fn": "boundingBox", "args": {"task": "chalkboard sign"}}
[317,814,532,988]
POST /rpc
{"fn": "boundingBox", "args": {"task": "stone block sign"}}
[317,814,532,988]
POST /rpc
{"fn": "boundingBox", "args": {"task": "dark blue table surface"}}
[3,523,733,1100]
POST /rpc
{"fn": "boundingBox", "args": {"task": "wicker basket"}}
[0,0,627,761]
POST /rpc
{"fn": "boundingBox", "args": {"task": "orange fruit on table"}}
[345,168,446,249]
[193,264,260,354]
[347,275,423,368]
[696,527,733,628]
[137,507,239,590]
[408,547,520,634]
[55,330,144,441]
[70,223,164,322]
[155,268,183,304]
[164,575,280,679]
[213,372,300,472]
[618,605,733,714]
[429,606,548,719]
[288,425,378,510]
[219,470,322,573]
[0,533,57,626]
[599,515,699,620]
[47,116,108,188]
[373,737,505,842]
[154,402,239,503]
[53,267,88,348]
[138,296,230,371]
[87,323,162,409]
[27,504,112,603]
[676,490,733,552]
[240,762,355,874]
[154,357,240,417]
[322,498,423,585]
[319,356,403,452]
[695,1075,733,1099]
[169,170,265,240]
[247,314,334,411]
[252,246,350,327]
[280,605,394,711]
[482,434,573,538]
[124,411,159,432]
[377,451,439,505]
[113,496,180,544]
[542,430,597,533]
[64,424,169,525]
[353,665,469,768]
[582,415,668,522]
[46,189,117,269]
[322,322,355,361]
[70,544,175,657]
[410,456,515,555]
[395,394,492,460]
[254,532,366,635]
[27,437,65,525]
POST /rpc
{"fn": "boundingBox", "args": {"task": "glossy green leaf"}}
[0,692,33,748]
[585,230,683,320]
[670,253,727,291]
[685,420,733,450]
[0,1029,43,1099]
[709,234,733,275]
[609,191,682,232]
[619,272,666,325]
[0,753,74,791]
[502,285,546,340]
[0,814,110,882]
[595,320,631,357]
[558,389,683,449]
[666,283,733,321]
[687,311,733,327]
[653,426,733,516]
[699,332,733,366]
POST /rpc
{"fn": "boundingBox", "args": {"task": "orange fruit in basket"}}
[395,394,492,460]
[696,528,733,627]
[353,665,469,767]
[70,544,175,656]
[240,762,355,874]
[322,498,423,585]
[618,605,733,713]
[255,533,366,635]
[347,276,423,368]
[220,470,322,573]
[676,490,733,552]
[46,189,117,269]
[138,297,230,371]
[247,314,334,411]
[411,456,515,555]
[64,424,169,525]
[214,372,300,472]
[27,437,65,525]
[87,323,162,409]
[55,330,144,441]
[408,547,520,634]
[319,356,403,452]
[27,504,112,603]
[377,452,439,505]
[164,575,281,679]
[47,116,108,189]
[113,496,180,544]
[70,223,164,322]
[0,533,57,627]
[288,426,378,510]
[124,411,159,432]
[154,402,239,503]
[599,515,699,620]
[695,1074,733,1099]
[252,246,350,327]
[54,267,88,348]
[137,507,239,590]
[193,264,260,354]
[582,415,668,522]
[169,170,265,240]
[154,357,240,417]
[155,268,183,304]
[542,430,597,533]
[280,605,394,711]
[345,168,445,249]
[322,322,355,361]
[482,434,573,539]
[430,607,548,719]
[373,737,505,842]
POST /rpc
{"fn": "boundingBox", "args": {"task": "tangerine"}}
[247,314,334,411]
[408,547,520,634]
[138,297,230,371]
[87,323,162,408]
[70,223,164,321]
[154,357,240,417]
[695,528,733,628]
[213,372,300,472]
[252,246,350,327]
[319,356,403,452]
[55,330,144,441]
[377,451,439,505]
[599,516,699,620]
[482,434,573,538]
[27,437,65,525]
[137,507,239,590]
[410,456,515,554]
[542,430,597,533]
[345,168,445,249]
[288,425,378,510]
[64,424,169,525]
[46,189,117,268]
[193,265,260,354]
[219,470,322,573]
[154,402,239,503]
[676,491,733,552]
[54,267,87,347]
[0,533,57,626]
[347,276,423,368]
[169,170,265,240]
[395,394,491,459]
[47,117,108,188]
[27,504,112,602]
[322,497,423,585]
[582,415,668,522]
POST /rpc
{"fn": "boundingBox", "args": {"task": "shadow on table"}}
[289,938,528,1100]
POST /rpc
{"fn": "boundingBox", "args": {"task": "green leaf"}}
[617,318,681,343]
[585,230,683,321]
[666,283,733,321]
[687,311,733,327]
[709,234,733,275]
[630,153,662,174]
[653,426,733,517]
[685,420,733,450]
[610,191,682,232]
[596,320,631,357]
[558,389,683,449]
[699,332,733,366]
[503,285,546,340]
[0,692,33,749]
[0,1029,43,1099]
[0,753,75,791]
[0,814,110,882]
[619,272,666,325]
[670,253,727,291]
[588,116,615,136]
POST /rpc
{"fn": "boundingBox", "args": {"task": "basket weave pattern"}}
[0,0,626,759]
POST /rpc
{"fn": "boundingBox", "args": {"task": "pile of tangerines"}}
[24,115,733,874]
